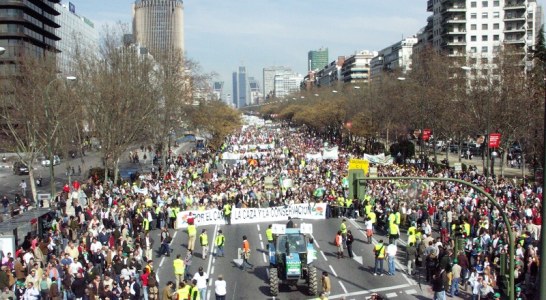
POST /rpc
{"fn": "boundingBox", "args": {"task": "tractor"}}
[268,223,318,297]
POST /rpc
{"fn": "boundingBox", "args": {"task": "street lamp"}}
[44,76,77,198]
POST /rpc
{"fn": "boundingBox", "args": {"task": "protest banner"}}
[231,203,327,224]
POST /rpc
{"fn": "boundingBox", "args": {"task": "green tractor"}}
[268,224,318,297]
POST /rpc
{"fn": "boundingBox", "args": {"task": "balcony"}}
[442,28,466,35]
[442,17,466,24]
[504,26,526,33]
[504,1,526,10]
[441,5,466,14]
[504,14,526,21]
[427,0,433,12]
[504,38,525,44]
[443,40,467,47]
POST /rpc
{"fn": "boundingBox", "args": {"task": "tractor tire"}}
[308,265,318,296]
[269,267,279,296]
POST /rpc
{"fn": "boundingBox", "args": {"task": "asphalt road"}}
[151,217,428,300]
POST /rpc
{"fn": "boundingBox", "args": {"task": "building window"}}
[471,2,477,8]
[493,1,500,7]
[470,47,477,53]
[482,46,488,53]
[482,1,488,7]
[482,35,488,41]
[471,24,477,30]
[482,24,488,30]
[482,12,488,19]
[493,23,499,29]
[493,35,499,41]
[493,46,500,52]
[471,13,477,19]
[471,35,477,41]
[493,12,500,18]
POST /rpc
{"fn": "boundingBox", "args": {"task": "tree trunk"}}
[114,159,119,186]
[29,169,37,204]
[103,155,109,184]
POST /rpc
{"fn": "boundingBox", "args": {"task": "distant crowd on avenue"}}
[0,116,540,300]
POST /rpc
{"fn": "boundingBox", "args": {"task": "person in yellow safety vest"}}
[389,222,399,245]
[169,206,177,229]
[142,217,150,233]
[187,223,197,251]
[463,221,471,237]
[368,210,377,227]
[173,254,185,289]
[395,211,401,226]
[388,211,396,226]
[176,281,191,300]
[408,223,417,245]
[223,203,231,225]
[265,224,274,251]
[199,229,209,260]
[189,279,201,300]
[345,199,353,218]
[337,196,345,218]
[215,230,225,257]
[340,219,348,245]
[373,239,386,276]
[365,201,372,219]
[145,197,153,208]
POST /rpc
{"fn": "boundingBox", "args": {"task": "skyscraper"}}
[308,47,329,71]
[133,0,185,58]
[212,81,224,102]
[248,77,262,105]
[0,0,61,69]
[56,2,99,75]
[238,66,247,108]
[232,72,238,108]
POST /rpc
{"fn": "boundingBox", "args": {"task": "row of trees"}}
[258,43,546,177]
[0,25,241,201]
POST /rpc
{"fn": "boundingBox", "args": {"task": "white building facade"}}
[263,66,293,99]
[55,2,99,75]
[370,36,418,81]
[273,72,304,98]
[341,50,378,84]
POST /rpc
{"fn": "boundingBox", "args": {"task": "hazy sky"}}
[66,0,544,91]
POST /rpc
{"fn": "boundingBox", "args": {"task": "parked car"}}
[41,155,60,167]
[12,161,29,175]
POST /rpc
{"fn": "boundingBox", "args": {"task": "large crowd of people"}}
[0,116,540,299]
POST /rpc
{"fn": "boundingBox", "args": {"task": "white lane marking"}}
[320,251,328,262]
[266,268,270,279]
[339,281,348,294]
[405,289,417,294]
[328,283,411,299]
[310,234,320,249]
[257,224,261,231]
[172,231,178,240]
[159,257,165,267]
[328,265,338,277]
[386,292,398,298]
[371,237,414,286]
[259,234,262,242]
[211,266,215,275]
[260,241,264,249]
[205,224,219,282]
[262,252,267,263]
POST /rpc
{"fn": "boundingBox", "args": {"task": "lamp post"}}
[536,78,546,300]
[44,76,77,198]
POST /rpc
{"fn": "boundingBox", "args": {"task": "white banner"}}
[174,203,327,228]
[176,209,225,229]
[305,153,323,161]
[363,153,394,165]
[231,203,327,224]
[322,146,339,160]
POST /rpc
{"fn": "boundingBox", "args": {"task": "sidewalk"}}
[427,150,528,178]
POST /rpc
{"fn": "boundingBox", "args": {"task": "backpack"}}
[148,272,157,287]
